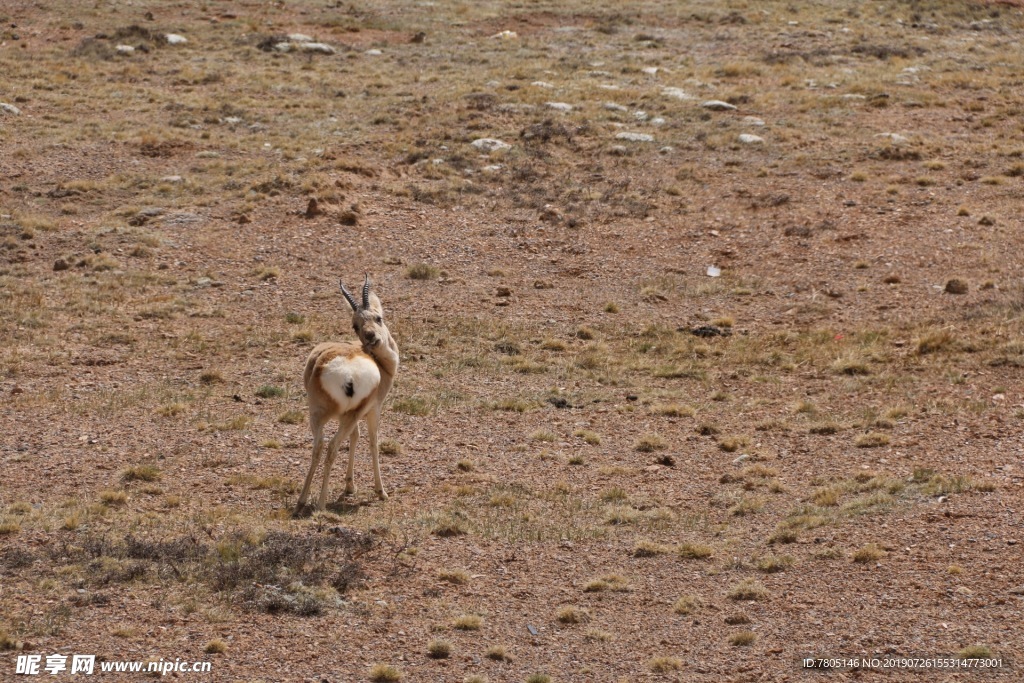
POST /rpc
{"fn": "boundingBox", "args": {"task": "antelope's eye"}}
[375,316,382,324]
[352,324,358,332]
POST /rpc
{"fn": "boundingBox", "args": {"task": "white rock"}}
[0,103,20,116]
[659,146,674,154]
[481,165,503,173]
[115,44,135,55]
[223,116,242,124]
[288,33,314,42]
[742,116,765,126]
[662,87,693,100]
[842,94,867,100]
[491,30,517,39]
[364,48,382,55]
[702,100,737,111]
[164,34,187,45]
[301,43,335,54]
[603,102,628,112]
[161,175,184,183]
[738,133,764,144]
[615,132,654,142]
[875,132,909,145]
[531,81,555,88]
[471,138,511,152]
[650,117,666,126]
[707,266,721,277]
[545,102,573,112]
[641,66,659,75]
[273,42,293,52]
[598,84,620,90]
[633,110,648,121]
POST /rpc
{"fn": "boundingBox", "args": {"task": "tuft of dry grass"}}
[453,614,482,631]
[649,656,682,673]
[728,578,770,601]
[368,664,403,682]
[673,595,701,615]
[729,630,757,646]
[852,543,886,563]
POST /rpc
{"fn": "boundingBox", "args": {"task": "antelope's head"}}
[341,274,390,351]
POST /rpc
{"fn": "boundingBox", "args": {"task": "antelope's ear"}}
[367,291,384,316]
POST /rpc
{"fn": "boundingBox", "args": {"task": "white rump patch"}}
[321,355,380,412]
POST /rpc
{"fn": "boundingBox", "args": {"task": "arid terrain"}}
[1,0,1023,681]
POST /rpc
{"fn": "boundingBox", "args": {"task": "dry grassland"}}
[1,0,1023,680]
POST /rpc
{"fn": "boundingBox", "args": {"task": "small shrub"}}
[256,385,285,398]
[855,432,890,448]
[635,434,667,452]
[728,578,769,601]
[673,595,700,614]
[368,664,402,682]
[454,614,482,631]
[438,568,469,585]
[729,631,757,646]
[853,543,886,563]
[556,606,588,624]
[100,490,128,506]
[649,657,682,673]
[958,645,993,659]
[633,540,671,557]
[279,410,305,424]
[204,639,227,654]
[678,543,713,559]
[122,465,160,483]
[427,640,451,659]
[485,645,511,662]
[406,263,440,280]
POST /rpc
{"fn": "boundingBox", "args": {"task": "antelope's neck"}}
[368,336,399,382]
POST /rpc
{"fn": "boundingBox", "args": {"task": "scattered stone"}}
[496,287,512,297]
[539,205,563,223]
[883,275,901,284]
[160,175,184,183]
[875,132,908,145]
[115,44,135,55]
[0,103,21,116]
[195,277,212,288]
[471,138,511,152]
[164,33,187,45]
[742,116,765,126]
[662,87,693,100]
[706,265,721,277]
[615,132,654,142]
[641,66,659,75]
[339,211,359,226]
[978,215,996,226]
[738,133,764,144]
[236,214,251,225]
[304,198,322,219]
[609,145,628,155]
[274,41,336,54]
[364,48,382,56]
[650,117,666,126]
[944,278,968,295]
[603,102,628,112]
[633,110,648,121]
[287,33,314,42]
[533,280,554,289]
[689,325,731,338]
[545,102,573,112]
[491,30,517,39]
[546,396,570,409]
[128,207,165,226]
[842,93,867,100]
[411,31,426,44]
[531,81,555,88]
[702,100,738,111]
[53,258,70,272]
[656,454,676,467]
[659,146,674,154]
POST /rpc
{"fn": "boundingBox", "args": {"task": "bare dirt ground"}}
[1,1,1023,681]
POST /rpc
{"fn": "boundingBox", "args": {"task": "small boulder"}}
[738,133,764,144]
[471,138,511,152]
[0,103,21,116]
[164,33,187,45]
[944,279,968,295]
[702,100,738,111]
[615,132,654,142]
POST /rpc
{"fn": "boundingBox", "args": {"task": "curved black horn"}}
[340,280,359,311]
[362,273,371,309]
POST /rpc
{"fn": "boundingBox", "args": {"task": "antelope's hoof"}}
[376,489,389,501]
[292,503,311,519]
[344,483,356,495]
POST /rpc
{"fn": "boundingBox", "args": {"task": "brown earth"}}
[1,1,1023,682]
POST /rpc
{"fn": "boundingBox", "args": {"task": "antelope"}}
[294,275,399,514]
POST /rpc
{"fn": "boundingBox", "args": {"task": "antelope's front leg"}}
[365,410,388,500]
[344,427,358,494]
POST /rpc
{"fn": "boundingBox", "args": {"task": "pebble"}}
[491,30,517,39]
[702,100,738,111]
[471,138,511,152]
[615,132,653,142]
[364,48,382,56]
[641,66,659,75]
[742,116,765,126]
[603,102,628,112]
[0,103,20,115]
[288,33,314,42]
[115,44,135,55]
[662,87,692,100]
[633,110,648,121]
[160,175,184,183]
[738,133,764,144]
[658,146,674,154]
[875,132,908,145]
[545,102,573,112]
[531,81,555,88]
[165,34,188,45]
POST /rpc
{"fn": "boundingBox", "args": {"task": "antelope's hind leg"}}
[295,418,325,516]
[344,427,358,495]
[316,416,359,511]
